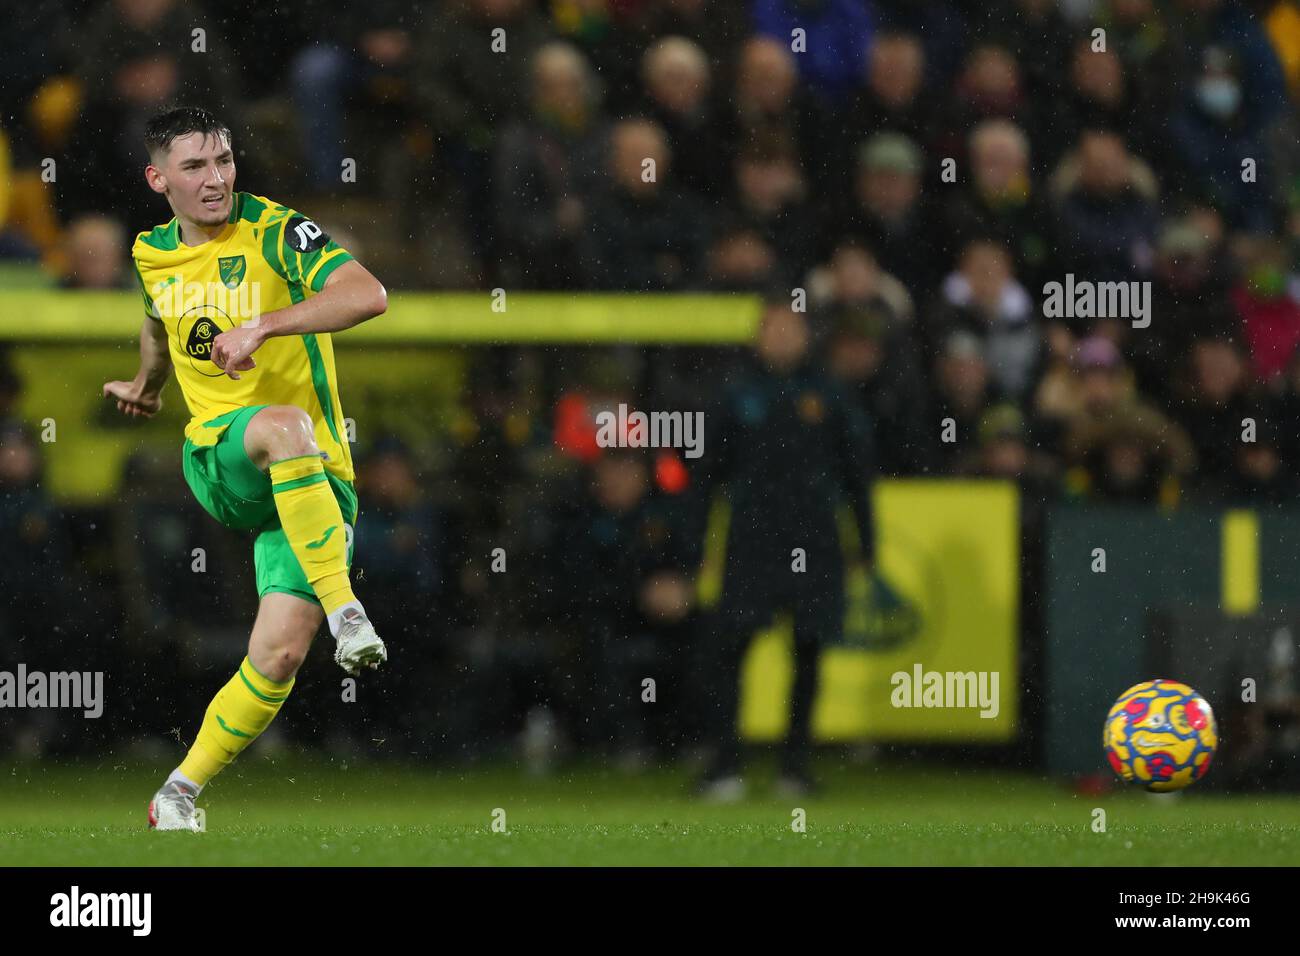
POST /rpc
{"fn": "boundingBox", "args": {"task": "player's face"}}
[154,132,235,226]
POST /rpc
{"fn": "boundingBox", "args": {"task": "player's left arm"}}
[211,261,387,377]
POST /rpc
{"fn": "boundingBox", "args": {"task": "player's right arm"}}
[102,314,171,418]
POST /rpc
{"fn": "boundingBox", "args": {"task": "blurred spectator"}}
[751,0,875,104]
[931,330,995,473]
[829,132,941,297]
[1263,0,1300,101]
[548,449,698,761]
[811,239,914,322]
[638,37,725,202]
[112,446,248,662]
[936,45,1036,162]
[0,420,75,756]
[348,436,447,746]
[1165,0,1290,229]
[1174,333,1263,498]
[288,1,420,193]
[944,120,1055,288]
[1052,39,1146,168]
[578,118,709,290]
[61,0,240,228]
[973,0,1073,104]
[825,297,932,475]
[1231,235,1300,384]
[618,1,752,113]
[0,6,75,163]
[1266,339,1300,480]
[835,32,934,196]
[721,36,832,199]
[957,402,1058,493]
[1050,129,1158,284]
[60,214,129,289]
[0,127,43,262]
[713,131,814,288]
[413,0,552,268]
[0,422,74,651]
[493,42,605,288]
[1132,216,1235,406]
[0,126,65,273]
[355,436,444,613]
[1100,0,1174,79]
[706,227,777,291]
[1062,337,1196,502]
[926,240,1042,403]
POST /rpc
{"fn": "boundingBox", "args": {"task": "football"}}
[1103,680,1218,792]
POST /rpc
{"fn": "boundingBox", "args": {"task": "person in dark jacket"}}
[825,297,933,476]
[578,118,710,290]
[693,298,875,798]
[550,448,699,762]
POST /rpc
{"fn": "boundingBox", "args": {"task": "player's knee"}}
[248,405,317,463]
[263,644,308,681]
[257,639,310,686]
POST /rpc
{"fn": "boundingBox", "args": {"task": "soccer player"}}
[103,106,390,831]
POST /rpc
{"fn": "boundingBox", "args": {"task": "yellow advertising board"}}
[731,481,1020,742]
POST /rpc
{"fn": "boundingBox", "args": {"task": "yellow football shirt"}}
[132,192,355,481]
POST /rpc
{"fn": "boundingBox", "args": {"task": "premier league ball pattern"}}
[1103,680,1218,792]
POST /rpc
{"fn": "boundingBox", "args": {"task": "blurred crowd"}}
[0,0,1298,500]
[3,0,1300,766]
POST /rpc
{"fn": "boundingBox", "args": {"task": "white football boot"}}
[334,607,388,675]
[148,782,202,832]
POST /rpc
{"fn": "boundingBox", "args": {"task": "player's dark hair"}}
[144,106,232,160]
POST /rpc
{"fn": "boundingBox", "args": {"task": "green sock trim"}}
[241,656,294,690]
[269,453,324,467]
[272,472,328,494]
[238,666,291,703]
[215,714,253,738]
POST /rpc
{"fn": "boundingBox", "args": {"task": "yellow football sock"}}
[178,657,294,787]
[268,454,356,614]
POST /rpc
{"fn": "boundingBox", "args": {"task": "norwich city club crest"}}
[218,255,246,290]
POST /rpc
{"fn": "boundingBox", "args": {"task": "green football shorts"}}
[181,404,358,605]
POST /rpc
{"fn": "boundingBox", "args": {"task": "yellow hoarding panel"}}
[739,481,1019,742]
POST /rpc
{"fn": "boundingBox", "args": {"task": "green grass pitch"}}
[3,755,1299,865]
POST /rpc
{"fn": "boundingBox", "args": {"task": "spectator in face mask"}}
[1165,0,1290,230]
